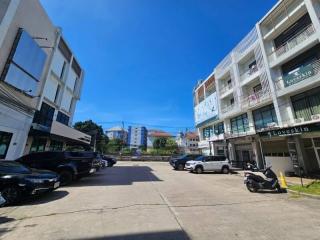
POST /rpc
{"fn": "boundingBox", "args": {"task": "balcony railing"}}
[275,59,320,90]
[221,103,235,114]
[240,65,259,82]
[241,89,271,109]
[220,83,233,95]
[269,24,315,61]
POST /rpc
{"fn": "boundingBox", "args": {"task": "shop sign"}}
[194,92,218,126]
[198,140,209,148]
[259,123,320,137]
[283,65,314,88]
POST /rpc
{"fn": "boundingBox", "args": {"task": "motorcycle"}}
[244,166,282,193]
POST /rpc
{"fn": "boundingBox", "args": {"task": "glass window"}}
[33,102,55,128]
[1,30,46,97]
[0,131,13,159]
[231,113,249,134]
[202,126,213,139]
[214,122,224,135]
[253,104,278,131]
[30,138,47,153]
[292,88,320,121]
[56,111,70,126]
[50,140,64,151]
[0,161,31,174]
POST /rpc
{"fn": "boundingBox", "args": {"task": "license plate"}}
[54,182,60,189]
[90,168,96,173]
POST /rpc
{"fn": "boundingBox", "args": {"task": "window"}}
[214,122,224,135]
[202,126,213,139]
[56,111,70,126]
[253,104,278,130]
[60,61,66,79]
[0,131,13,159]
[50,140,63,151]
[54,85,60,103]
[230,98,235,105]
[230,113,249,134]
[30,138,47,152]
[291,87,320,121]
[253,84,262,93]
[0,29,47,97]
[33,102,55,128]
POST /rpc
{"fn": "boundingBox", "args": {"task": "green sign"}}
[259,123,320,137]
[283,64,314,87]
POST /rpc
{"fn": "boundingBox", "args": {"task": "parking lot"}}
[0,161,320,240]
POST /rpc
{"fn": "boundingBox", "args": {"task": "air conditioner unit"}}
[294,118,304,124]
[267,122,278,128]
[311,114,320,121]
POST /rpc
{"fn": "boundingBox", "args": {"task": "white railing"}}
[234,27,259,59]
[240,65,259,82]
[269,24,315,61]
[220,83,233,95]
[275,59,320,90]
[221,103,235,114]
[241,89,271,109]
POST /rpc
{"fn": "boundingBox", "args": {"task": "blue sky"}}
[40,0,277,134]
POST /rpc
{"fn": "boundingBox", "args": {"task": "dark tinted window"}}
[56,112,70,126]
[33,102,55,128]
[0,131,12,159]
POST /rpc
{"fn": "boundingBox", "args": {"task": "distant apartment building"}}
[193,0,320,177]
[176,132,200,154]
[147,129,173,148]
[106,126,127,142]
[127,126,148,149]
[0,0,90,160]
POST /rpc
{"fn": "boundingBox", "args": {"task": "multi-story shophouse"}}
[194,0,320,177]
[0,0,90,160]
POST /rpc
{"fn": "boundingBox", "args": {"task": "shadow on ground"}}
[67,166,162,187]
[73,230,190,240]
[0,216,15,237]
[23,190,69,205]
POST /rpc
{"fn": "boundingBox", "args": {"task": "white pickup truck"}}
[185,155,231,174]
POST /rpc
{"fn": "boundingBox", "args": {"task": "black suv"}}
[16,151,97,185]
[0,161,59,205]
[170,154,202,170]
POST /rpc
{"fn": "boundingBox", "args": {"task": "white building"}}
[0,0,90,159]
[194,0,320,177]
[106,126,127,142]
[127,126,148,149]
[176,132,200,154]
[147,129,173,149]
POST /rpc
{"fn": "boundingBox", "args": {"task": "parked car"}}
[0,161,59,205]
[16,151,97,185]
[102,155,117,167]
[185,155,231,174]
[170,154,202,170]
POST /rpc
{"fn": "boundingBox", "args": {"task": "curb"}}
[287,189,320,200]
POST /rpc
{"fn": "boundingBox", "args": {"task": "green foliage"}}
[73,120,109,152]
[153,137,167,149]
[289,181,320,195]
[106,138,125,153]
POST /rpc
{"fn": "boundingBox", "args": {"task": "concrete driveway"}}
[0,161,319,240]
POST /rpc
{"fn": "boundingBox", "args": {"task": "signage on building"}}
[194,92,218,127]
[283,65,314,87]
[259,123,320,137]
[198,140,209,148]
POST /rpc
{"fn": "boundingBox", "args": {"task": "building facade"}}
[0,0,90,160]
[127,126,148,149]
[147,129,173,149]
[106,126,128,142]
[194,0,320,177]
[176,132,200,154]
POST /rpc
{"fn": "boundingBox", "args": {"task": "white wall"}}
[265,156,294,175]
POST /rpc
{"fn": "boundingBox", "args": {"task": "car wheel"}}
[195,166,203,174]
[2,185,21,205]
[59,170,74,186]
[177,164,185,171]
[246,182,258,193]
[221,167,229,174]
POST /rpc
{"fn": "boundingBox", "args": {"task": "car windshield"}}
[0,161,32,174]
[195,156,205,161]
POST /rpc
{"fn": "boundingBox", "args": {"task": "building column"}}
[305,0,320,40]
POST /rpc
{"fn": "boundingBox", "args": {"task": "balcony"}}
[240,65,260,85]
[219,83,233,97]
[224,128,256,139]
[268,24,316,63]
[241,89,272,110]
[221,103,235,114]
[275,59,320,95]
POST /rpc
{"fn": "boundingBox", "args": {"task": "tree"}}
[165,138,178,151]
[106,139,125,153]
[73,120,109,152]
[153,137,167,149]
